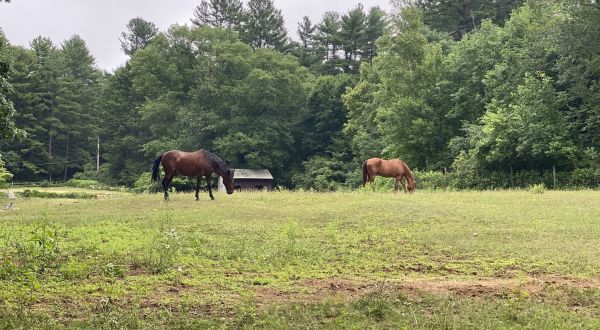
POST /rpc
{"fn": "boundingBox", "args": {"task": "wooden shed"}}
[218,169,274,192]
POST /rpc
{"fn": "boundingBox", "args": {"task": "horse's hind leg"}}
[393,178,398,193]
[206,175,215,200]
[195,177,201,201]
[162,172,174,200]
[367,173,375,192]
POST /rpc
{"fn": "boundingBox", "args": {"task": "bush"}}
[571,168,600,187]
[132,172,160,193]
[71,163,99,181]
[414,171,451,190]
[18,189,96,199]
[528,183,546,194]
[66,179,98,189]
[134,227,181,274]
[132,172,204,193]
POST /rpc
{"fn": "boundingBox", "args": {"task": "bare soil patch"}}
[254,275,600,306]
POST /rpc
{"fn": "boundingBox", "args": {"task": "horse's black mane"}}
[200,149,230,173]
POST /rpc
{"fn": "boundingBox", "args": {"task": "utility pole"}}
[96,136,100,171]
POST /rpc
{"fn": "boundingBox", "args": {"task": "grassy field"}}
[1,188,600,328]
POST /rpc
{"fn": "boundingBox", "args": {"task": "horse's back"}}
[367,158,407,178]
[161,149,208,176]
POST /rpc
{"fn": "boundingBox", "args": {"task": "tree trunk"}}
[64,135,69,180]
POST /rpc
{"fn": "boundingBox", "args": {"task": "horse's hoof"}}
[210,197,215,201]
[195,198,199,201]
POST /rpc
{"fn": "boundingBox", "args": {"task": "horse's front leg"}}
[206,175,215,200]
[195,177,201,201]
[400,177,407,193]
[393,178,398,193]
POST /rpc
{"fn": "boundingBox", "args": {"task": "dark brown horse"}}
[362,158,415,193]
[152,149,235,200]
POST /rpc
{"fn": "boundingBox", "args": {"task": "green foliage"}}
[191,0,244,29]
[135,227,181,274]
[528,183,546,194]
[120,17,158,56]
[0,154,12,185]
[345,7,449,168]
[132,172,159,193]
[132,172,196,193]
[17,189,96,199]
[3,189,600,326]
[0,31,21,140]
[0,225,62,283]
[293,155,350,191]
[242,0,289,51]
[0,33,101,182]
[412,170,450,190]
[65,179,98,188]
[416,0,525,39]
[339,4,366,64]
[4,1,600,192]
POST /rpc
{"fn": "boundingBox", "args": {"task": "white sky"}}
[0,0,393,72]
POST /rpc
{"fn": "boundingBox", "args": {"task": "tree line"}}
[1,0,599,190]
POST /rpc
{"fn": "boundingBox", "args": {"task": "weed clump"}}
[18,189,96,199]
[528,184,546,194]
[0,225,63,298]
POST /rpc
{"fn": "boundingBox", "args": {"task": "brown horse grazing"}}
[152,150,235,201]
[362,158,416,193]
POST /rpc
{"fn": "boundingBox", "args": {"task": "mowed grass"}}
[1,188,600,328]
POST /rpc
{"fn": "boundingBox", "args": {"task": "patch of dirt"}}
[253,275,600,307]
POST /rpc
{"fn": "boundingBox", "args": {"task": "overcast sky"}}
[0,0,393,72]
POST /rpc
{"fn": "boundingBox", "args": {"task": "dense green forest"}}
[1,0,599,190]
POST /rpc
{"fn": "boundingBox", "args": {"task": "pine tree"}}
[0,30,19,139]
[242,0,289,51]
[6,37,62,180]
[296,16,320,68]
[416,0,524,40]
[191,0,244,29]
[56,35,101,179]
[364,7,386,64]
[339,4,366,63]
[120,17,158,56]
[315,12,342,61]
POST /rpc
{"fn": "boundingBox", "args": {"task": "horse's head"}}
[222,168,235,194]
[407,179,416,193]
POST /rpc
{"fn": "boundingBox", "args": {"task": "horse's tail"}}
[151,154,163,182]
[362,160,369,187]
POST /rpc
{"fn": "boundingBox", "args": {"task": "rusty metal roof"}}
[234,169,273,180]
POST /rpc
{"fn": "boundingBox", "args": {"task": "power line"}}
[13,156,96,166]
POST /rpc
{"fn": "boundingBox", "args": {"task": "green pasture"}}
[1,188,599,328]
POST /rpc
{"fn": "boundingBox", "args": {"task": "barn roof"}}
[234,169,273,180]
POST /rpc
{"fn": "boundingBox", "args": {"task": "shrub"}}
[18,189,96,199]
[571,168,600,188]
[66,179,98,189]
[134,227,181,274]
[414,171,450,190]
[71,163,99,181]
[132,172,196,193]
[528,183,546,194]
